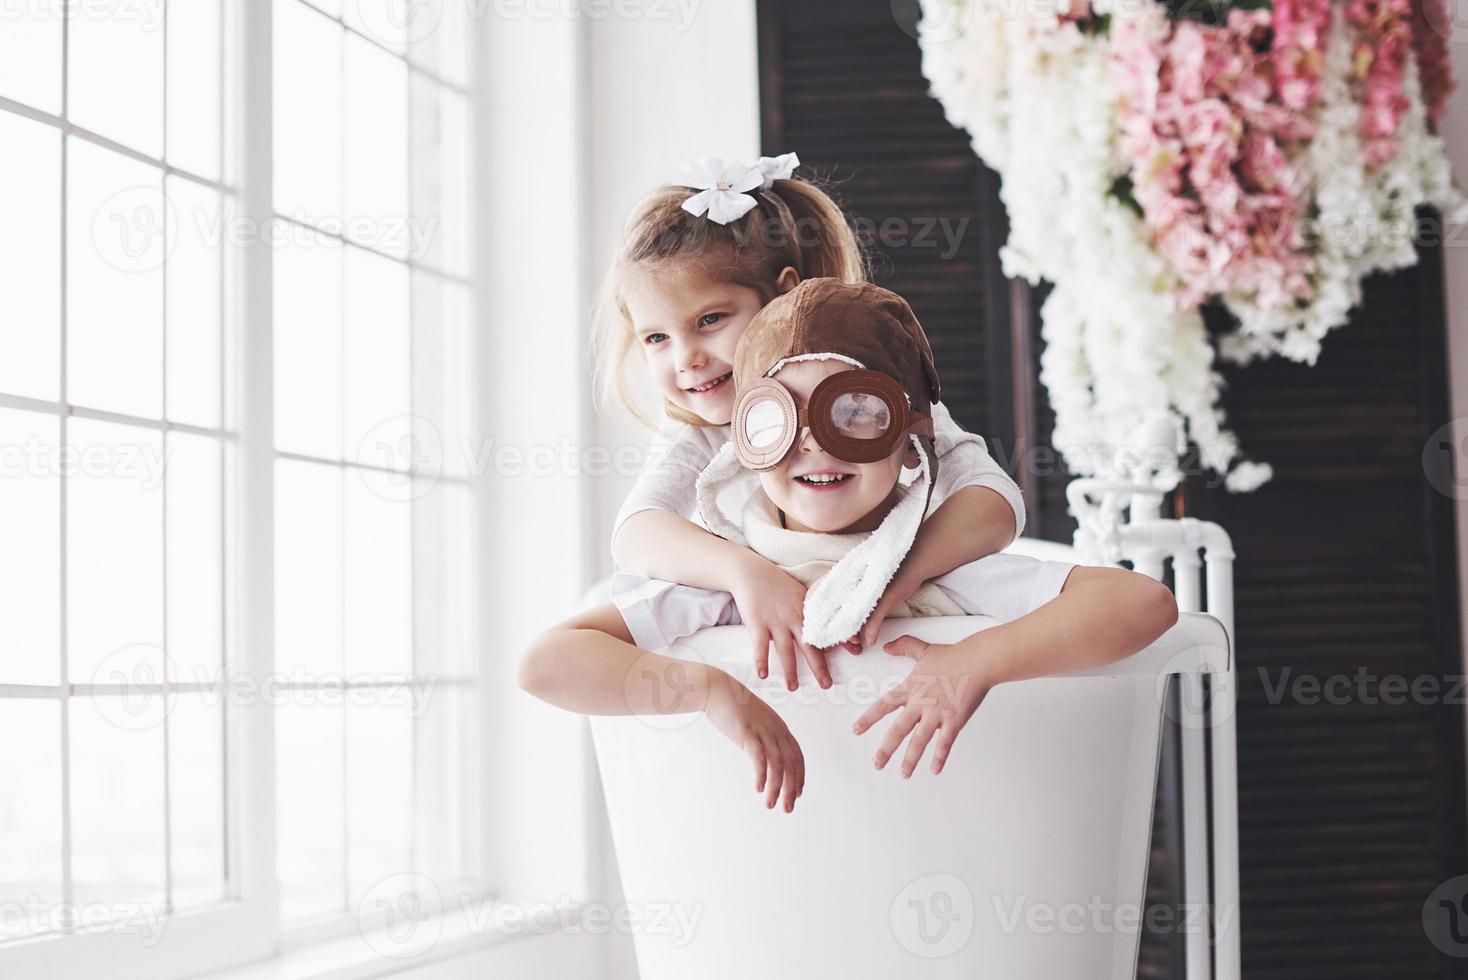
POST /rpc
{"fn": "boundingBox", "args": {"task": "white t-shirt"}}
[610,401,1026,562]
[610,551,1076,654]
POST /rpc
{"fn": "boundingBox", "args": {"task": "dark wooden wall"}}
[756,0,1468,976]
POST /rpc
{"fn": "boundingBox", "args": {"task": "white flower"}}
[917,0,1466,494]
[678,158,763,225]
[755,152,800,189]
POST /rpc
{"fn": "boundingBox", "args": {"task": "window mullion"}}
[57,0,74,935]
[231,0,281,938]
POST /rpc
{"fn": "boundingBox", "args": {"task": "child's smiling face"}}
[623,264,768,426]
[755,360,918,535]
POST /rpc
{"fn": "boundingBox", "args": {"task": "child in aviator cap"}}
[520,279,1178,801]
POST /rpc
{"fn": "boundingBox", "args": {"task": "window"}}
[269,0,478,932]
[0,1,480,974]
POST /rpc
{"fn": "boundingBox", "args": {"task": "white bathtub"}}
[588,607,1229,979]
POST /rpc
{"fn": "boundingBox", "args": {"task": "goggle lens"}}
[829,391,892,441]
[743,397,787,449]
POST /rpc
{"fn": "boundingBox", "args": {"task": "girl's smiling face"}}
[623,264,768,426]
[756,360,918,535]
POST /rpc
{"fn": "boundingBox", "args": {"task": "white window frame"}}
[0,3,491,977]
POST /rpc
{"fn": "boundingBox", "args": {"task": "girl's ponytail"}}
[763,177,866,284]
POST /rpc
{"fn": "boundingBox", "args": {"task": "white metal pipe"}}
[1173,550,1201,615]
[1205,552,1241,980]
[1180,683,1213,980]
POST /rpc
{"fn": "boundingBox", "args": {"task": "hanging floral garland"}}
[918,0,1465,491]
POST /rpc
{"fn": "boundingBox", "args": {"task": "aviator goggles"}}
[731,368,934,470]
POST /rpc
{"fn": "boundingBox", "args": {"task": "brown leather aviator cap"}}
[729,278,942,472]
[732,278,942,411]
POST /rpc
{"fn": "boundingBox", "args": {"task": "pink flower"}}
[1272,0,1334,115]
[1410,0,1455,127]
[1109,4,1316,310]
[1346,0,1414,164]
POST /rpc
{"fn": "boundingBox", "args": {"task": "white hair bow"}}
[678,152,802,225]
[755,152,800,189]
[678,158,763,225]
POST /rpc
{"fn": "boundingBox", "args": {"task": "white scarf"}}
[739,484,966,632]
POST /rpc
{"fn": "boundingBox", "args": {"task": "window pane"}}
[274,0,344,223]
[166,0,222,180]
[344,33,408,257]
[166,177,224,429]
[0,409,61,686]
[346,697,412,906]
[167,432,223,686]
[343,247,409,468]
[276,699,346,921]
[415,685,472,885]
[0,112,61,402]
[410,277,472,479]
[0,3,63,114]
[67,139,165,419]
[67,0,165,158]
[168,691,226,909]
[274,459,344,677]
[344,475,411,677]
[66,418,165,684]
[69,693,167,910]
[0,699,63,941]
[274,239,344,459]
[413,481,471,677]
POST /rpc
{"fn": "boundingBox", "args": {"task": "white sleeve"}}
[609,570,741,653]
[930,553,1076,622]
[610,421,723,554]
[928,401,1027,541]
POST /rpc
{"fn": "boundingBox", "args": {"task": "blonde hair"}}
[592,175,868,429]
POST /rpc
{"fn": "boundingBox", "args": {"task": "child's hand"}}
[856,568,922,649]
[851,634,994,778]
[730,555,833,691]
[703,669,806,813]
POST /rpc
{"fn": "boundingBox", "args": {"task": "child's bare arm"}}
[854,566,1178,777]
[518,602,806,811]
[612,510,834,691]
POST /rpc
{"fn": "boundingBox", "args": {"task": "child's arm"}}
[851,404,1024,647]
[852,566,1178,778]
[519,602,806,812]
[611,425,833,690]
[855,485,1017,646]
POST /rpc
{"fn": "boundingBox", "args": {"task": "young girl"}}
[594,154,1026,691]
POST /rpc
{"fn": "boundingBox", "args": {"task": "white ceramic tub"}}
[588,602,1229,979]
